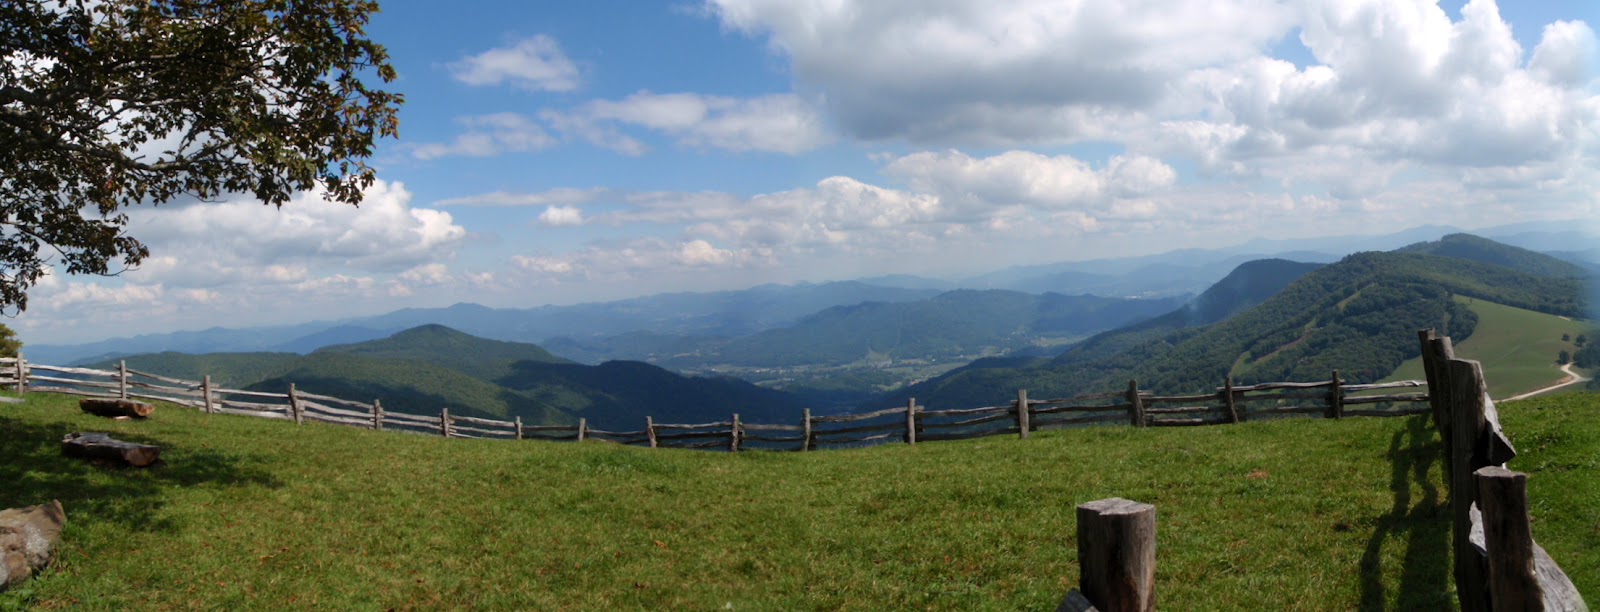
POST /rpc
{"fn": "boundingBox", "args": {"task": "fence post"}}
[288,383,303,425]
[576,417,586,442]
[1447,358,1491,612]
[441,408,451,437]
[1016,389,1031,439]
[1223,377,1240,423]
[801,408,812,452]
[1328,370,1344,419]
[645,416,657,448]
[373,399,384,431]
[201,375,214,414]
[1473,466,1541,609]
[1126,380,1145,427]
[16,352,25,396]
[730,413,742,452]
[118,360,128,399]
[1075,497,1157,612]
[905,398,917,446]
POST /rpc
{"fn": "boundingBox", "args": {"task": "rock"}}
[0,500,66,592]
[79,398,154,418]
[62,432,162,467]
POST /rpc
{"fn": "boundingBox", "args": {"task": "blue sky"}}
[18,0,1600,344]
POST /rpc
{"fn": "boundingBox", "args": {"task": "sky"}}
[16,0,1600,345]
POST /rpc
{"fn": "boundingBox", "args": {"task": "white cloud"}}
[706,0,1294,144]
[545,91,830,154]
[434,187,611,208]
[537,205,585,227]
[448,35,580,91]
[410,113,556,160]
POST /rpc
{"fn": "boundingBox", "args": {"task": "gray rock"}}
[0,500,66,592]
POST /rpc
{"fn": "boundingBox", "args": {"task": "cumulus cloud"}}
[130,180,465,273]
[504,150,1193,283]
[544,91,830,154]
[706,0,1294,143]
[537,205,586,226]
[448,35,581,91]
[409,113,557,160]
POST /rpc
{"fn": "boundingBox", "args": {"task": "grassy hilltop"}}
[3,390,1595,609]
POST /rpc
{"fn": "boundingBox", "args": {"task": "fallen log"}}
[79,398,155,419]
[0,500,66,592]
[61,432,161,467]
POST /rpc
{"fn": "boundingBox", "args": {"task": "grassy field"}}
[0,390,1591,609]
[1381,297,1589,399]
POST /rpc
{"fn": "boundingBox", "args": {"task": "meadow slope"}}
[1,390,1593,609]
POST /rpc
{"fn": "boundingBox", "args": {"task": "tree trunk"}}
[0,500,66,592]
[61,432,161,467]
[79,398,154,419]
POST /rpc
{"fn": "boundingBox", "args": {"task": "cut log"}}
[0,500,66,592]
[61,432,161,467]
[79,398,155,419]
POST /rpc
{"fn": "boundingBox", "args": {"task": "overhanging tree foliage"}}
[0,0,402,310]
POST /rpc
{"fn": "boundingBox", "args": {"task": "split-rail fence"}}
[0,354,1428,451]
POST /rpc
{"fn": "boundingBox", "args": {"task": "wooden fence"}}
[1416,330,1586,611]
[0,354,1430,451]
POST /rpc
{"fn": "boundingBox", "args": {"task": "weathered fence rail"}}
[0,354,1432,454]
[1417,329,1586,611]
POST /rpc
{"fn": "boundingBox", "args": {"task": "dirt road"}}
[1503,362,1590,402]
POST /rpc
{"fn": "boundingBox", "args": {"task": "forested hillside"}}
[886,244,1584,409]
[95,326,808,430]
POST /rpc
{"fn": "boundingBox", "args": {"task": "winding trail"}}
[1502,363,1590,402]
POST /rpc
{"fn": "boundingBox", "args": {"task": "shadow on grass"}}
[1359,415,1451,610]
[0,416,280,533]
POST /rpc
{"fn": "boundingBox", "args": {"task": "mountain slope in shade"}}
[314,324,571,380]
[494,360,809,430]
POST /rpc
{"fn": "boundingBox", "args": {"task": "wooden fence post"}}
[373,399,384,431]
[288,383,303,425]
[905,398,917,446]
[1446,358,1490,612]
[576,417,586,442]
[514,415,523,440]
[118,360,128,399]
[1473,466,1541,609]
[1223,377,1240,423]
[1075,497,1157,612]
[730,413,742,452]
[1328,370,1344,419]
[645,416,657,448]
[201,375,214,414]
[801,408,812,452]
[1126,380,1145,428]
[1016,389,1030,439]
[16,352,25,396]
[441,408,452,437]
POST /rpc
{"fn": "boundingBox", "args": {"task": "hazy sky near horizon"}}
[17,0,1600,345]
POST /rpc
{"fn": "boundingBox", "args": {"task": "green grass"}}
[1381,297,1589,399]
[0,391,1497,610]
[1497,393,1600,598]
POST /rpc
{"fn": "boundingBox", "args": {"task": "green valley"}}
[1378,296,1590,399]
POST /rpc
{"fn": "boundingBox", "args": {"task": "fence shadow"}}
[0,415,281,533]
[1358,415,1450,610]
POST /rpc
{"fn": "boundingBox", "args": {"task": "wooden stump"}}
[79,398,154,419]
[1076,497,1156,612]
[61,432,161,467]
[0,500,66,592]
